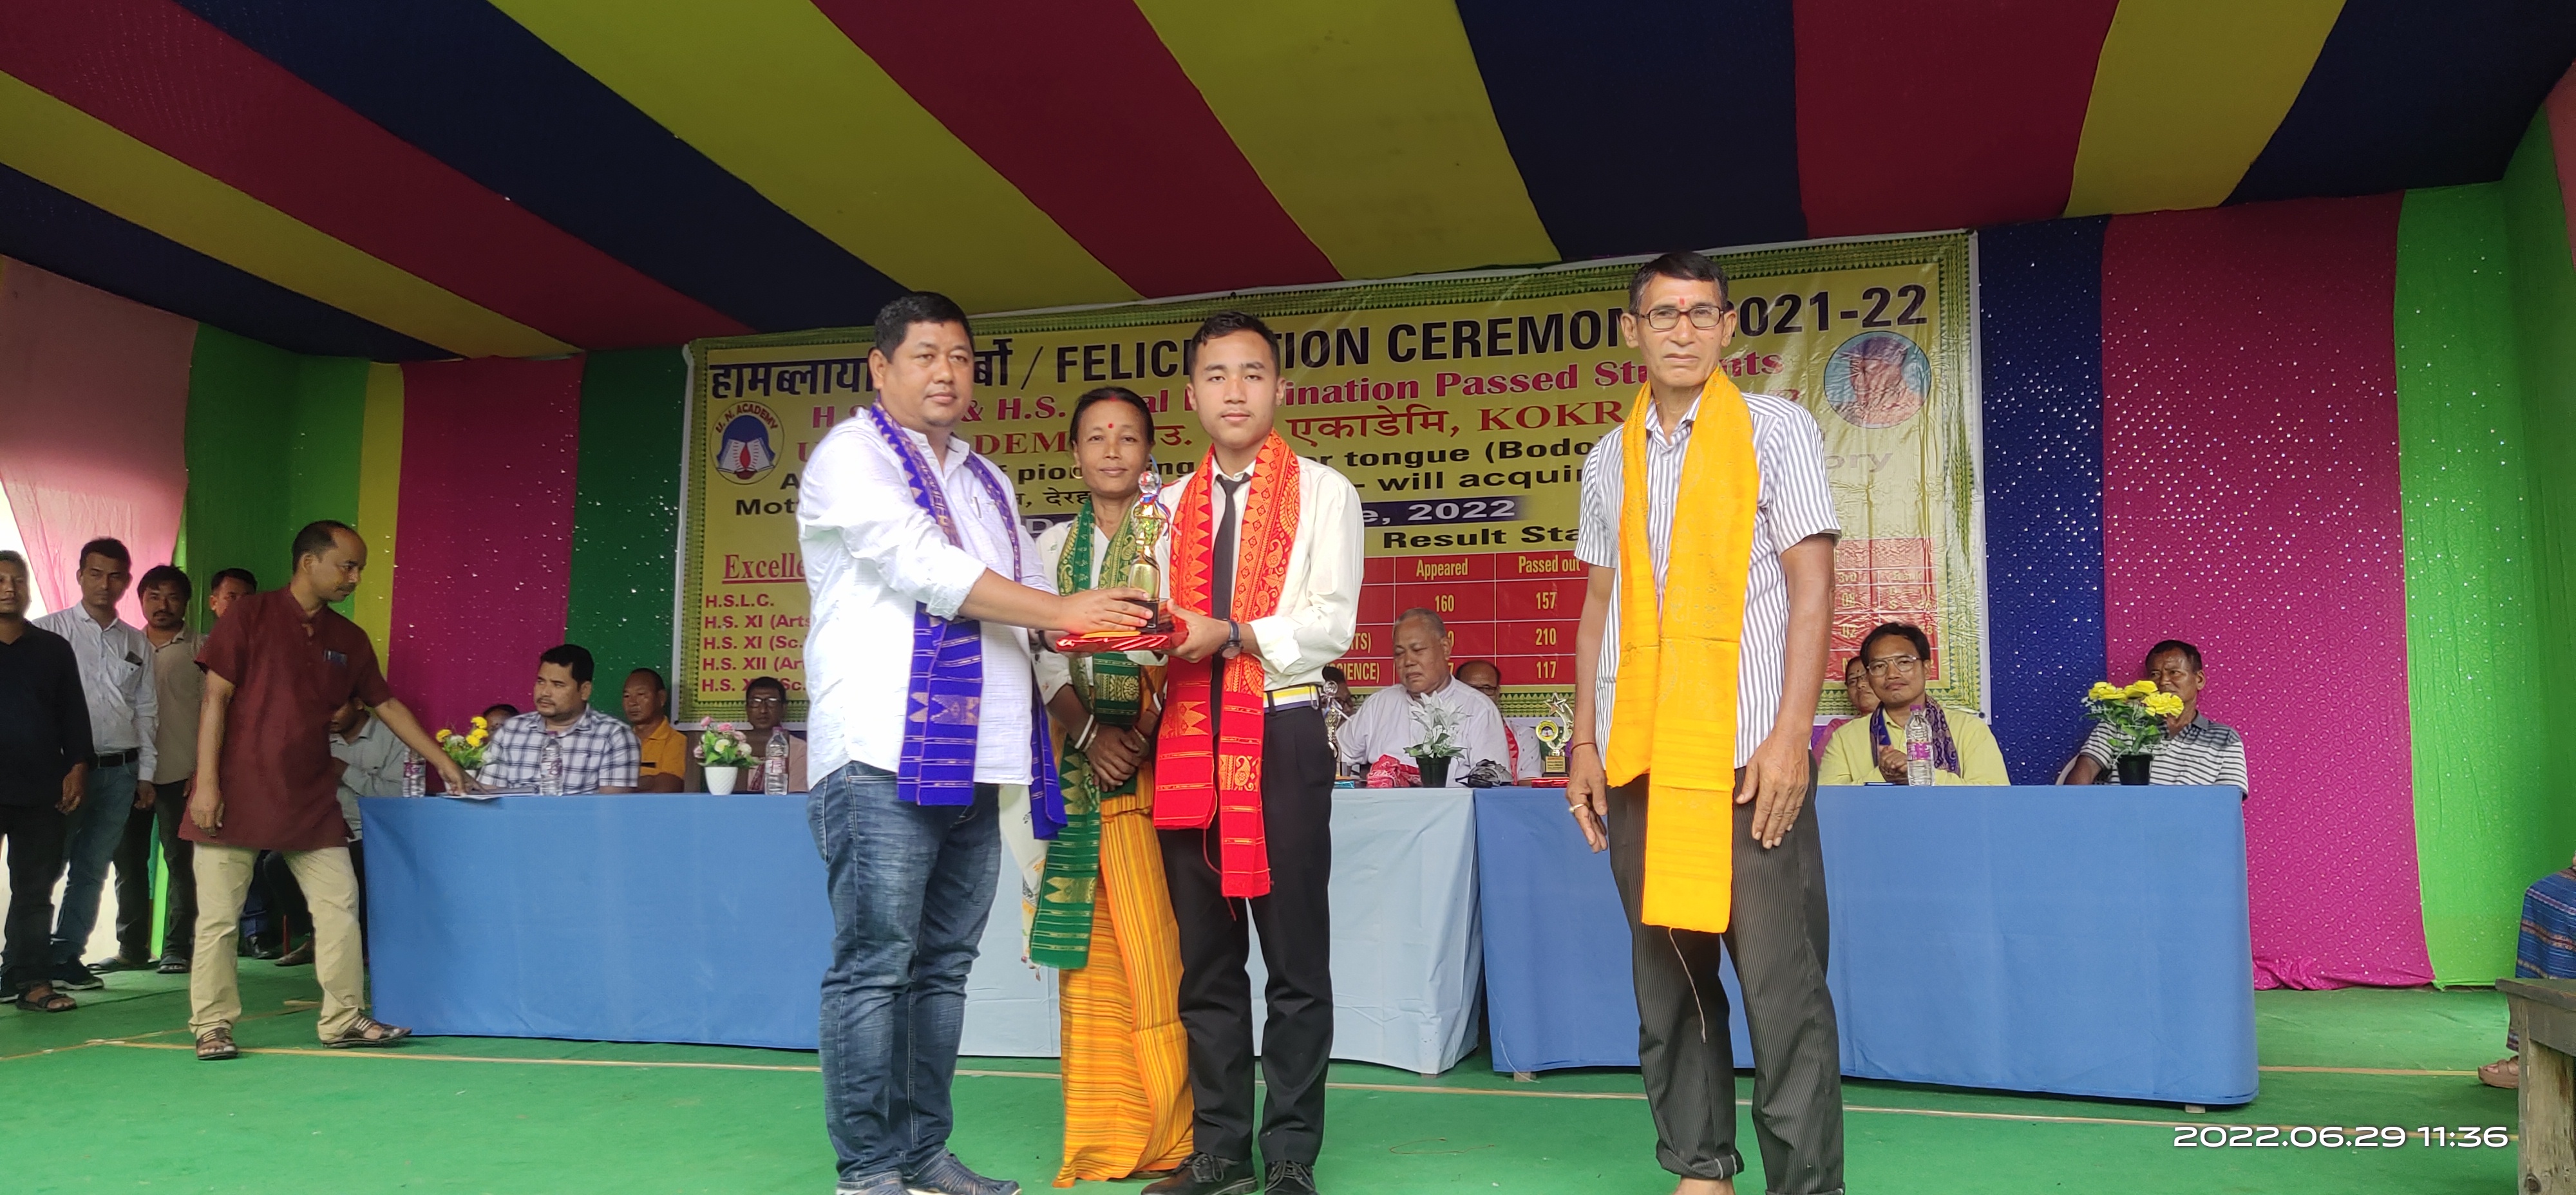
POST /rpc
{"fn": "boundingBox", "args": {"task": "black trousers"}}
[0,802,68,993]
[1607,773,1844,1194]
[111,781,198,960]
[1158,703,1334,1167]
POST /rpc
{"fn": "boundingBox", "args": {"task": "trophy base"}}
[1054,625,1175,654]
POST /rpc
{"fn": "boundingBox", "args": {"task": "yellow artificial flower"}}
[2088,682,2121,701]
[467,729,488,747]
[2145,693,2185,717]
[471,715,489,730]
[2126,680,2159,697]
[436,728,453,742]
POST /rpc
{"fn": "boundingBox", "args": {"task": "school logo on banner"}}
[714,402,781,484]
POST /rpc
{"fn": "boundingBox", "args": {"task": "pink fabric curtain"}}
[0,259,196,623]
[386,356,584,733]
[2099,196,2432,989]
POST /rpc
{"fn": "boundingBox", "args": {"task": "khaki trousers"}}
[189,843,365,1039]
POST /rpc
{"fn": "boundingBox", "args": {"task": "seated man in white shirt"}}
[1336,609,1512,786]
[1455,659,1542,781]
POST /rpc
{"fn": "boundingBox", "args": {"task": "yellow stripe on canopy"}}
[353,361,404,666]
[491,0,1135,314]
[1137,0,1558,281]
[2063,0,2345,217]
[0,71,569,359]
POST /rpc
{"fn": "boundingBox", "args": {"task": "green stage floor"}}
[0,965,2521,1193]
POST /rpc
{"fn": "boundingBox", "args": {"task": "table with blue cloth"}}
[1474,784,2259,1107]
[360,787,1481,1074]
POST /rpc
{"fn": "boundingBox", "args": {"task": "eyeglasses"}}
[1638,304,1730,331]
[745,695,786,708]
[1862,655,1922,675]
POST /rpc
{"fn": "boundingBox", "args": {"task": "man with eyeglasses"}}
[1817,622,2009,786]
[2060,639,2245,795]
[735,675,806,793]
[1566,251,1845,1195]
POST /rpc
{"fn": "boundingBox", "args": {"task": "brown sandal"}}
[13,984,75,1013]
[322,1015,412,1049]
[195,1027,240,1061]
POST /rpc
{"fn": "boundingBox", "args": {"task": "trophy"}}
[1054,459,1178,654]
[1533,691,1576,781]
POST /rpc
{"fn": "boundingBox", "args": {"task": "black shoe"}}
[1262,1160,1318,1195]
[155,955,191,974]
[51,962,103,991]
[89,954,147,974]
[1141,1153,1257,1195]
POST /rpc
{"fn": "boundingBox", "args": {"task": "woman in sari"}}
[1032,386,1193,1186]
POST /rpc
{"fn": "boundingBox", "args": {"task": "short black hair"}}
[1627,250,1732,314]
[1321,665,1347,684]
[1455,659,1502,683]
[138,565,191,598]
[1183,310,1277,375]
[290,520,355,565]
[744,675,788,701]
[2145,639,2204,673]
[1859,621,1932,663]
[483,702,520,722]
[211,567,258,593]
[78,537,131,570]
[1070,385,1156,443]
[538,643,596,685]
[628,666,667,694]
[872,292,972,358]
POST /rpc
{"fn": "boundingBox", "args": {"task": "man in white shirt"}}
[1567,254,1846,1195]
[1336,611,1511,787]
[1455,660,1544,782]
[33,538,156,993]
[1148,312,1361,1195]
[797,292,1146,1195]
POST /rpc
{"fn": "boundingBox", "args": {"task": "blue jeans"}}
[808,761,1001,1186]
[52,759,137,970]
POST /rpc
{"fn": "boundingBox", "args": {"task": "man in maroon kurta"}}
[185,520,464,1060]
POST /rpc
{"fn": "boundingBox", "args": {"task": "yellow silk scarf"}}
[1605,373,1761,934]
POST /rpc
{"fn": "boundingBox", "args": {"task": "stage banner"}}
[678,232,1982,724]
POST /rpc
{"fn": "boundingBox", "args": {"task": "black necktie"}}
[1211,473,1248,619]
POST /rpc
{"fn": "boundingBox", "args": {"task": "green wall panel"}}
[181,326,368,625]
[2395,183,2551,984]
[567,348,687,699]
[2502,115,2576,927]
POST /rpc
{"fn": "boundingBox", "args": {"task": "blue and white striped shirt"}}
[1576,391,1841,766]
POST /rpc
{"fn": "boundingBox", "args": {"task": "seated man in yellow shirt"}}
[620,668,688,793]
[1819,622,2009,786]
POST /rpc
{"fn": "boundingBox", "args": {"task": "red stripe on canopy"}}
[817,0,1340,298]
[0,0,750,350]
[1793,0,2117,237]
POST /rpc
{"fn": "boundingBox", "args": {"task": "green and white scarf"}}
[1029,498,1150,970]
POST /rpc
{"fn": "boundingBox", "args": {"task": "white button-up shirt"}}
[799,413,1045,786]
[34,607,156,776]
[1154,454,1362,693]
[1576,392,1840,765]
[1336,676,1513,786]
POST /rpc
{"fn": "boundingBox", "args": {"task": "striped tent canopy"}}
[3,0,2571,361]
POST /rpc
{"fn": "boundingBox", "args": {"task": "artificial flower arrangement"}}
[433,716,492,771]
[2082,680,2187,756]
[695,722,755,767]
[1411,703,1465,761]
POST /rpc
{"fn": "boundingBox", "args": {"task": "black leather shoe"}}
[1262,1160,1318,1195]
[1141,1153,1257,1195]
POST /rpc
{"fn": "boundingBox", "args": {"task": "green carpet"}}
[0,967,2524,1193]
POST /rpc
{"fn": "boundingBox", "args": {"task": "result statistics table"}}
[1341,547,1585,690]
[361,789,1481,1074]
[1474,785,2260,1107]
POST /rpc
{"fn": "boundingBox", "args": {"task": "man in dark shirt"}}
[184,522,464,1060]
[0,550,92,1012]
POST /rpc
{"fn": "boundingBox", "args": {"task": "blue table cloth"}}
[1474,785,2258,1106]
[362,788,1481,1072]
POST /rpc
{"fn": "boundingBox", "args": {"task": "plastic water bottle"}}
[539,735,564,796]
[1904,707,1935,787]
[763,731,790,795]
[401,752,426,797]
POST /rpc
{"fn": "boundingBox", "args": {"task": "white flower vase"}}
[705,765,741,795]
